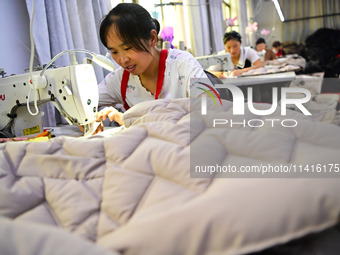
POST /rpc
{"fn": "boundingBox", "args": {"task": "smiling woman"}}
[96,3,210,126]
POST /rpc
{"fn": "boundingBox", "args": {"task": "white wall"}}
[0,0,39,76]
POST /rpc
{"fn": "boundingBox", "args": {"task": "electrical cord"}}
[40,49,94,77]
[27,88,39,116]
[29,0,35,81]
[27,0,40,116]
[0,99,49,138]
[0,104,20,138]
[39,49,115,77]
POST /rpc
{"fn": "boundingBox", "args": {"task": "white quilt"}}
[1,98,340,255]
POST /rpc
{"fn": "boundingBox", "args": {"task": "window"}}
[223,0,231,20]
[222,0,237,33]
[109,0,188,50]
[139,0,186,50]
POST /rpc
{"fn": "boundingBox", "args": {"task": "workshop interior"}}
[1,0,340,255]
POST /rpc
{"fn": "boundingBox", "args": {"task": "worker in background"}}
[209,31,264,77]
[272,41,286,58]
[95,3,209,126]
[255,37,276,61]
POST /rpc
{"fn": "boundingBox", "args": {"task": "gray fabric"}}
[188,0,225,56]
[236,0,249,45]
[282,0,340,44]
[188,0,208,56]
[208,0,225,53]
[1,98,340,255]
[0,217,118,255]
[25,0,111,126]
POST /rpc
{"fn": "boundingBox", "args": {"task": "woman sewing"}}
[209,31,264,77]
[95,3,208,126]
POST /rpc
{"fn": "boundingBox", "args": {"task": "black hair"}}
[272,41,282,47]
[99,3,160,53]
[223,31,242,44]
[256,37,266,45]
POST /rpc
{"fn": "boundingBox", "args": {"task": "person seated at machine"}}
[208,31,264,77]
[255,37,276,62]
[272,41,286,58]
[95,3,209,127]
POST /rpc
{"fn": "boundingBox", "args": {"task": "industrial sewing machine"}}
[0,60,106,138]
[195,52,233,72]
[0,0,116,139]
[195,52,297,103]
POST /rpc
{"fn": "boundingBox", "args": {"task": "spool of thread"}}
[179,41,185,51]
[163,41,171,49]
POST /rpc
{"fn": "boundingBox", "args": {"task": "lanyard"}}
[121,49,168,110]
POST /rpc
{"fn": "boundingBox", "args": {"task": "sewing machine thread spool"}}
[163,41,171,49]
[179,41,185,51]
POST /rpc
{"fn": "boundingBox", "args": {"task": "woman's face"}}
[225,39,241,58]
[256,43,266,52]
[106,26,153,75]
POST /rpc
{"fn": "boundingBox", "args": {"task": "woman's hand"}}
[208,71,229,79]
[78,121,103,135]
[229,69,244,77]
[95,106,124,126]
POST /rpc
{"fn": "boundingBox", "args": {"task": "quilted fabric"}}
[1,98,340,255]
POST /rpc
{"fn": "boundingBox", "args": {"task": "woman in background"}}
[96,3,208,125]
[255,37,276,61]
[209,31,264,77]
[272,41,286,58]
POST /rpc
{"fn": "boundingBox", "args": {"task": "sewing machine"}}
[196,53,233,72]
[195,52,298,103]
[0,64,99,138]
[218,71,296,103]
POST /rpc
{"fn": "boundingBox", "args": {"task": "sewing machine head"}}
[196,53,233,72]
[0,64,99,137]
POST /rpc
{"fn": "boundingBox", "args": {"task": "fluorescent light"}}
[92,53,115,72]
[273,0,285,22]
